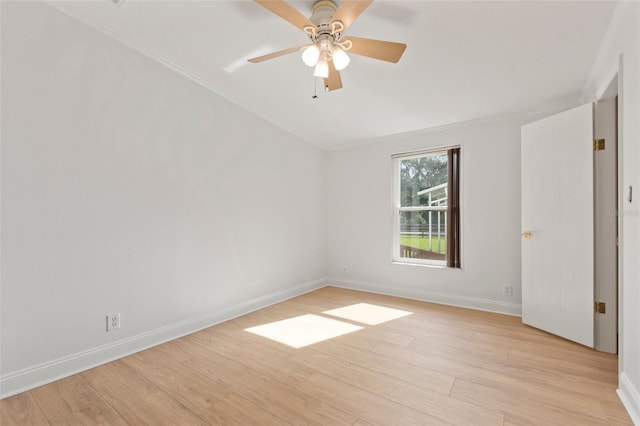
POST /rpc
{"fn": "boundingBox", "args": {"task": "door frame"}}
[594,76,619,354]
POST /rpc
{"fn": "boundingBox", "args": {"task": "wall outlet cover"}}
[106,313,121,332]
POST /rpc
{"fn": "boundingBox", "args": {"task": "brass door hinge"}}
[594,301,606,314]
[593,139,605,151]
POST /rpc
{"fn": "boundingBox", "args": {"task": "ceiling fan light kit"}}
[331,46,350,71]
[302,44,320,66]
[313,58,329,78]
[249,0,407,92]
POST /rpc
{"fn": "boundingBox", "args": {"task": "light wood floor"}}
[1,287,632,425]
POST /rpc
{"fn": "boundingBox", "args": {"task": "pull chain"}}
[312,76,318,99]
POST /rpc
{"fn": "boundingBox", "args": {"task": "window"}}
[392,147,461,267]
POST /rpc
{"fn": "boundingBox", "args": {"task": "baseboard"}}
[618,372,640,425]
[327,277,522,317]
[0,277,327,399]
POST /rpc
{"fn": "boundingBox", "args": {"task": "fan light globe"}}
[332,46,350,71]
[302,44,320,67]
[313,59,329,78]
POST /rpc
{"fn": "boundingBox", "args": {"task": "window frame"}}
[391,146,462,268]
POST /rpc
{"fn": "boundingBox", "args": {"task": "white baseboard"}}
[327,277,522,317]
[0,277,327,399]
[618,372,640,425]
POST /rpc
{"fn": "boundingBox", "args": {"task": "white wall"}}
[325,117,528,315]
[1,1,326,396]
[583,1,640,423]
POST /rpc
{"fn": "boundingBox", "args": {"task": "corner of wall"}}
[580,0,627,102]
[618,372,640,425]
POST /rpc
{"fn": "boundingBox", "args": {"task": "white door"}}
[521,103,594,347]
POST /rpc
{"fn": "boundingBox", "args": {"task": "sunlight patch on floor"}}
[323,303,413,325]
[244,314,363,348]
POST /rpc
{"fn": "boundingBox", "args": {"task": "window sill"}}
[391,261,447,269]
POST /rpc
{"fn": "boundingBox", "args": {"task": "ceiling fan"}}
[248,0,407,92]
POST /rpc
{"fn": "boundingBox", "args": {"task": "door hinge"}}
[594,301,606,314]
[593,139,605,151]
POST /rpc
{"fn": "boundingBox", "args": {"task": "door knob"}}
[521,231,533,239]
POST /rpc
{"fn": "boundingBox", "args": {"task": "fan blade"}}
[324,61,343,91]
[330,0,372,32]
[343,36,407,63]
[255,0,316,32]
[248,45,308,63]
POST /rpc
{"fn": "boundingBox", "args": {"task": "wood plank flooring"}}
[1,287,632,425]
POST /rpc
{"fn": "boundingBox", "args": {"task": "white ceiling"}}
[49,0,616,149]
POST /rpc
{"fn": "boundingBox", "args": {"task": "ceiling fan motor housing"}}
[309,0,342,41]
[311,0,338,26]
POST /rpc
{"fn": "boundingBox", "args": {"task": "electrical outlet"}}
[502,285,513,297]
[106,313,120,332]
